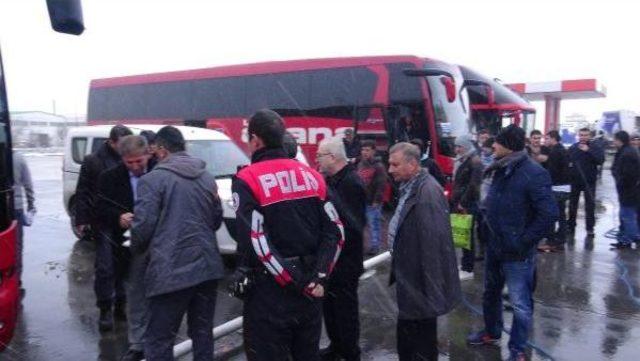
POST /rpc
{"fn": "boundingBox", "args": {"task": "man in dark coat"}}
[387,142,461,361]
[567,127,605,236]
[316,136,367,361]
[97,135,155,359]
[131,126,225,361]
[75,125,132,237]
[451,134,483,278]
[610,131,640,249]
[538,130,571,252]
[467,125,557,361]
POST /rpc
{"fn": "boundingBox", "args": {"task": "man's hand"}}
[76,224,89,235]
[537,154,549,163]
[119,212,134,229]
[304,282,325,298]
[579,144,589,152]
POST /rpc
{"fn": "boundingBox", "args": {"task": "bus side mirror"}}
[403,68,456,103]
[47,0,85,35]
[440,76,456,103]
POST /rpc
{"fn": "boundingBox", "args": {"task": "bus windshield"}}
[426,75,471,158]
[186,140,249,178]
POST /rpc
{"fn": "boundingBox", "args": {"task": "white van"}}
[63,125,249,255]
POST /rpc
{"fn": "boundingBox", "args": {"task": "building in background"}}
[10,112,85,148]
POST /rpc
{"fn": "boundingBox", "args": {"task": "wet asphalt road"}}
[3,153,640,361]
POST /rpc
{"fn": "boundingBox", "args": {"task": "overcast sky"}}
[0,0,636,126]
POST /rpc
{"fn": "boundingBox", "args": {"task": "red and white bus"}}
[88,56,533,180]
[459,65,536,135]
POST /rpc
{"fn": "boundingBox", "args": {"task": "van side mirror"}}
[403,68,456,103]
[47,0,85,35]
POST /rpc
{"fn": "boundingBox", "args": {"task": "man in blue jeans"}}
[611,130,640,249]
[467,125,557,361]
[356,140,387,255]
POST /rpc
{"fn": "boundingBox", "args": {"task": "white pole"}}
[166,251,392,359]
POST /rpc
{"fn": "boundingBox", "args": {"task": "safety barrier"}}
[171,251,392,358]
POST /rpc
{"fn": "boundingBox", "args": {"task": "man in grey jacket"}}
[13,151,35,291]
[131,126,224,361]
[387,142,461,361]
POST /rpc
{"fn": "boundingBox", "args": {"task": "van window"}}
[186,140,249,178]
[91,138,108,153]
[72,137,88,163]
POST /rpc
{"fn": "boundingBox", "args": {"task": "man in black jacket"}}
[231,109,342,361]
[567,128,605,236]
[97,135,154,358]
[610,131,640,249]
[539,130,571,252]
[316,136,366,361]
[75,125,133,237]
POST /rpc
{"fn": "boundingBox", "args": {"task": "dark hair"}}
[579,127,591,133]
[109,125,133,141]
[282,132,298,159]
[156,126,185,153]
[614,130,630,145]
[482,137,495,148]
[409,138,424,153]
[478,128,489,135]
[530,130,542,137]
[546,130,561,142]
[140,130,157,145]
[248,109,285,148]
[495,124,526,151]
[361,139,376,150]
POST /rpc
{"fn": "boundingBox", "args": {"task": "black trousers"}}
[550,192,569,246]
[568,183,596,231]
[94,230,129,309]
[397,318,438,361]
[243,275,322,361]
[323,272,361,361]
[144,280,218,361]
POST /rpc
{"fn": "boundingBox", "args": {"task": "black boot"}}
[99,307,114,332]
[114,301,127,321]
[319,345,339,361]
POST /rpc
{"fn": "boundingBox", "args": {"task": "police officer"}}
[231,109,343,361]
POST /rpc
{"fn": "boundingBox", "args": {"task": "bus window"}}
[427,76,471,158]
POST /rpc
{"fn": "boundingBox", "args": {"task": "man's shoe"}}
[459,270,474,281]
[466,330,500,346]
[610,242,631,250]
[114,302,127,321]
[509,351,527,361]
[120,349,144,361]
[99,308,114,332]
[537,244,554,253]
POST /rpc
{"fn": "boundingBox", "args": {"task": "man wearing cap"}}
[230,109,342,361]
[467,125,557,361]
[451,134,483,280]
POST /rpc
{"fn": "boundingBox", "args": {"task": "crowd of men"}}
[67,109,640,361]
